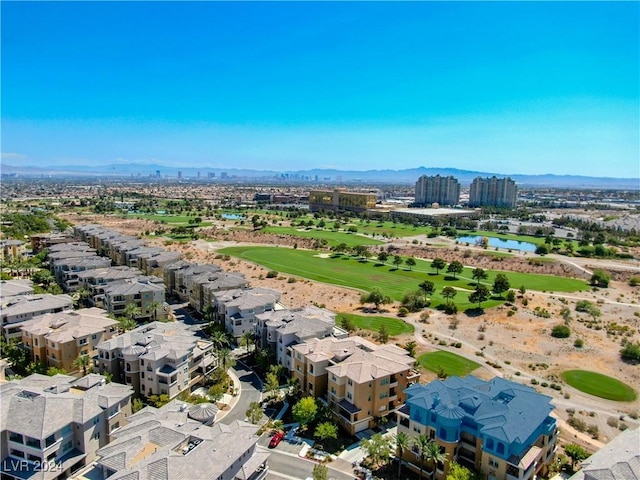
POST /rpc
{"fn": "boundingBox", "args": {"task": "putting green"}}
[337,313,414,336]
[418,351,481,377]
[561,370,637,402]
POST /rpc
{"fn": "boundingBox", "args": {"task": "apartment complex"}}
[397,376,558,480]
[103,277,166,321]
[0,373,133,480]
[309,189,377,212]
[414,175,461,207]
[94,400,269,480]
[0,280,34,301]
[20,308,119,372]
[255,306,342,371]
[0,239,26,260]
[569,427,639,480]
[291,336,419,434]
[75,266,142,308]
[469,176,518,208]
[2,294,74,340]
[215,287,282,342]
[95,322,216,399]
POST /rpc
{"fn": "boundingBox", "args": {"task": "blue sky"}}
[1,1,638,177]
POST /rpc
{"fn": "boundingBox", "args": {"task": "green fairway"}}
[220,246,588,308]
[561,370,637,402]
[336,313,414,336]
[418,351,481,377]
[262,226,384,247]
[128,213,211,226]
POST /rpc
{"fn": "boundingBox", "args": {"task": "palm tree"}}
[117,316,137,333]
[210,330,229,353]
[413,434,431,480]
[219,348,232,370]
[73,354,91,376]
[396,432,409,479]
[424,441,448,480]
[241,331,255,353]
[124,303,142,322]
[148,301,161,321]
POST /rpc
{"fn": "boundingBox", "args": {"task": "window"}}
[25,437,41,449]
[348,379,353,386]
[93,417,100,425]
[92,334,98,340]
[486,438,494,450]
[379,392,388,399]
[62,440,72,452]
[79,338,87,345]
[10,449,25,458]
[61,425,72,437]
[93,431,100,440]
[380,378,389,386]
[34,338,39,346]
[45,434,56,447]
[497,443,505,455]
[9,432,24,444]
[27,454,40,463]
[347,393,352,400]
[309,365,314,374]
[489,458,499,469]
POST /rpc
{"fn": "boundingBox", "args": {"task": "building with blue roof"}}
[397,376,558,480]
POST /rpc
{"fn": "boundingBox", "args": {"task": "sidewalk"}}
[213,368,242,421]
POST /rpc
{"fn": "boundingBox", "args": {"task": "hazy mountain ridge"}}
[1,163,638,188]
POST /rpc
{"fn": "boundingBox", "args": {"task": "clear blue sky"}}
[2,1,638,177]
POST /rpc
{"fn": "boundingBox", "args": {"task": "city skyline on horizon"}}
[2,1,638,179]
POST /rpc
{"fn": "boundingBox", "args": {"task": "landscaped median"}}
[219,246,588,311]
[561,370,637,402]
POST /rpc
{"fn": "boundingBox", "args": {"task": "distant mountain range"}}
[1,163,638,189]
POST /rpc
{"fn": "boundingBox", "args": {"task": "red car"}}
[269,431,284,448]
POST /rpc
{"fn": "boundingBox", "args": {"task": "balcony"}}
[399,417,410,428]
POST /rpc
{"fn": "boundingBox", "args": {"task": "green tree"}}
[264,372,280,399]
[396,431,410,479]
[505,290,516,303]
[564,443,589,469]
[431,258,446,275]
[404,340,417,357]
[314,422,338,447]
[148,394,169,408]
[124,303,142,321]
[418,280,435,300]
[132,398,144,413]
[492,273,510,298]
[469,285,490,309]
[73,355,91,376]
[446,260,463,279]
[292,396,318,429]
[471,267,488,286]
[208,383,225,402]
[312,463,328,480]
[218,348,235,370]
[378,324,389,344]
[424,441,448,480]
[241,331,255,353]
[441,286,457,305]
[413,433,432,479]
[340,315,356,332]
[620,341,640,362]
[148,301,162,321]
[46,366,67,376]
[590,269,611,288]
[405,257,416,271]
[360,288,392,311]
[117,316,137,333]
[360,432,393,469]
[446,461,475,480]
[377,251,389,264]
[393,255,403,269]
[210,330,229,353]
[246,401,263,424]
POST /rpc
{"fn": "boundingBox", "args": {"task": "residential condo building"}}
[468,176,518,208]
[414,175,461,207]
[397,376,558,480]
[2,294,74,341]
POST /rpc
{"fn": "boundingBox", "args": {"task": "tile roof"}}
[19,307,118,343]
[1,294,74,317]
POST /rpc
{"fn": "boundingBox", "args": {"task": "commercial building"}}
[469,176,518,208]
[0,373,133,480]
[291,336,419,434]
[95,322,216,399]
[397,376,558,480]
[414,175,461,207]
[309,189,377,212]
[93,400,269,480]
[20,308,119,372]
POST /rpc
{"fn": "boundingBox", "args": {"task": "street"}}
[219,360,263,425]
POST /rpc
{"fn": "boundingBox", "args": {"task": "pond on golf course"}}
[457,235,537,252]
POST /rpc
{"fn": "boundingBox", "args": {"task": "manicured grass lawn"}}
[418,351,481,377]
[128,213,211,226]
[336,313,414,336]
[220,246,587,309]
[262,226,384,247]
[561,370,637,402]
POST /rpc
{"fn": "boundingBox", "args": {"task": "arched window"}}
[486,438,494,450]
[497,442,505,455]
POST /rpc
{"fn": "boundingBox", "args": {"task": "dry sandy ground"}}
[69,214,640,448]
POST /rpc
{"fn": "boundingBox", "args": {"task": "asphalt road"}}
[266,451,355,480]
[219,360,263,425]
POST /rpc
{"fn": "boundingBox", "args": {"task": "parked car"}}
[269,431,284,448]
